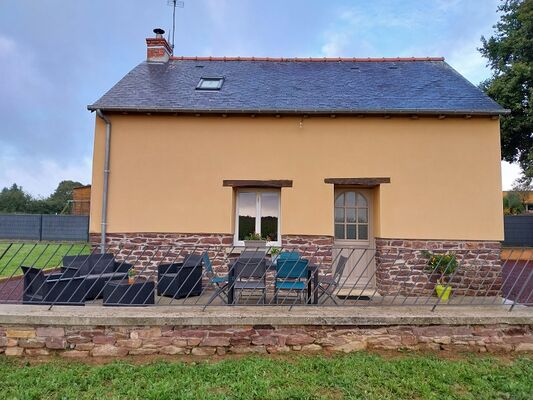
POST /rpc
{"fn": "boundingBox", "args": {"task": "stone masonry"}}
[90,233,335,276]
[90,233,234,277]
[1,323,531,357]
[90,234,503,297]
[281,235,333,267]
[375,238,502,297]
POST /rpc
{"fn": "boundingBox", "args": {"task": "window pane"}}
[335,224,344,239]
[357,194,368,207]
[346,208,356,223]
[346,224,356,239]
[358,225,368,240]
[335,194,344,207]
[260,192,279,241]
[238,192,256,240]
[345,192,356,207]
[334,208,344,223]
[357,208,368,223]
[199,78,222,89]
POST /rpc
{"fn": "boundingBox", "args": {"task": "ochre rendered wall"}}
[90,115,503,241]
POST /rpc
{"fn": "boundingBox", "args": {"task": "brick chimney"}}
[146,28,172,62]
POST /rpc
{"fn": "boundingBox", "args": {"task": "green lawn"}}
[0,243,90,278]
[0,353,531,400]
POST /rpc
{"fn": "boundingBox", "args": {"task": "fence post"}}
[39,214,43,242]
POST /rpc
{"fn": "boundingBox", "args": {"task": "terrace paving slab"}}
[0,304,531,327]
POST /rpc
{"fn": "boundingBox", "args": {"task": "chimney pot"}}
[153,28,165,39]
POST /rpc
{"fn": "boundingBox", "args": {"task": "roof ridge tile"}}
[169,56,445,62]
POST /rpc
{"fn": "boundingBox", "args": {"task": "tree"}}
[0,184,31,213]
[479,0,533,179]
[503,191,526,214]
[511,176,533,208]
[47,180,83,213]
[0,180,84,214]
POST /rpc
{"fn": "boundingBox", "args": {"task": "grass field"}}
[0,243,90,278]
[0,353,531,399]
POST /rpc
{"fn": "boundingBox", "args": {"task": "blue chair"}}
[274,259,309,304]
[203,252,229,304]
[275,251,300,265]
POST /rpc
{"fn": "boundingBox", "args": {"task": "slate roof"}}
[88,57,507,115]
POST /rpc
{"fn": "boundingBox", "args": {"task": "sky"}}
[0,0,522,196]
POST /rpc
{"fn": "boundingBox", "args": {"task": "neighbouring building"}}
[71,185,91,216]
[87,29,507,296]
[503,191,533,213]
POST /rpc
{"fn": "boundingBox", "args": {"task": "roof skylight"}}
[196,77,224,90]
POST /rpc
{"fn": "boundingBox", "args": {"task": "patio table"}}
[226,260,319,305]
[103,278,155,306]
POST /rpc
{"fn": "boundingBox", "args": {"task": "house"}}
[87,29,507,295]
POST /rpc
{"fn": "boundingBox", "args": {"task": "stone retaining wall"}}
[375,239,502,296]
[1,323,531,357]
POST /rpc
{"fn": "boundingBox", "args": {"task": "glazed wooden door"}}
[333,189,375,289]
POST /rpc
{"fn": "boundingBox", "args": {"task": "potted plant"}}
[243,232,268,248]
[421,251,458,301]
[128,267,136,285]
[270,247,281,263]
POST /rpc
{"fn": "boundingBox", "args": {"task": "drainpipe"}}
[96,109,111,253]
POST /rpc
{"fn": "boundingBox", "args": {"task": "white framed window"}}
[235,190,280,246]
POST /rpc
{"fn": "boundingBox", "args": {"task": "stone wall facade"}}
[281,235,333,267]
[375,238,502,296]
[90,233,234,277]
[90,233,335,276]
[1,323,531,357]
[90,234,503,297]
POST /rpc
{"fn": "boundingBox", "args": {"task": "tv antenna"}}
[167,0,185,52]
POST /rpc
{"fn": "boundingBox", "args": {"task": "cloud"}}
[0,35,52,111]
[435,0,463,12]
[318,3,429,58]
[446,39,489,84]
[0,151,92,197]
[321,31,350,57]
[501,161,522,190]
[205,0,229,29]
[318,1,501,85]
[0,35,14,52]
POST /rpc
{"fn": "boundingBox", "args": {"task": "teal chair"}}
[274,251,300,266]
[274,258,309,304]
[203,252,229,303]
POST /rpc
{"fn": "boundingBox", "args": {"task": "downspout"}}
[96,109,111,253]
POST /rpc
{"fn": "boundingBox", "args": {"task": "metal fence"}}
[504,215,533,247]
[0,242,530,310]
[0,214,89,241]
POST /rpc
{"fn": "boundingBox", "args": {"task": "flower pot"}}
[435,284,452,301]
[244,240,267,248]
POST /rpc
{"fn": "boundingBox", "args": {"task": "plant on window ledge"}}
[243,232,269,248]
[421,250,458,301]
[269,247,281,262]
[244,232,266,241]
